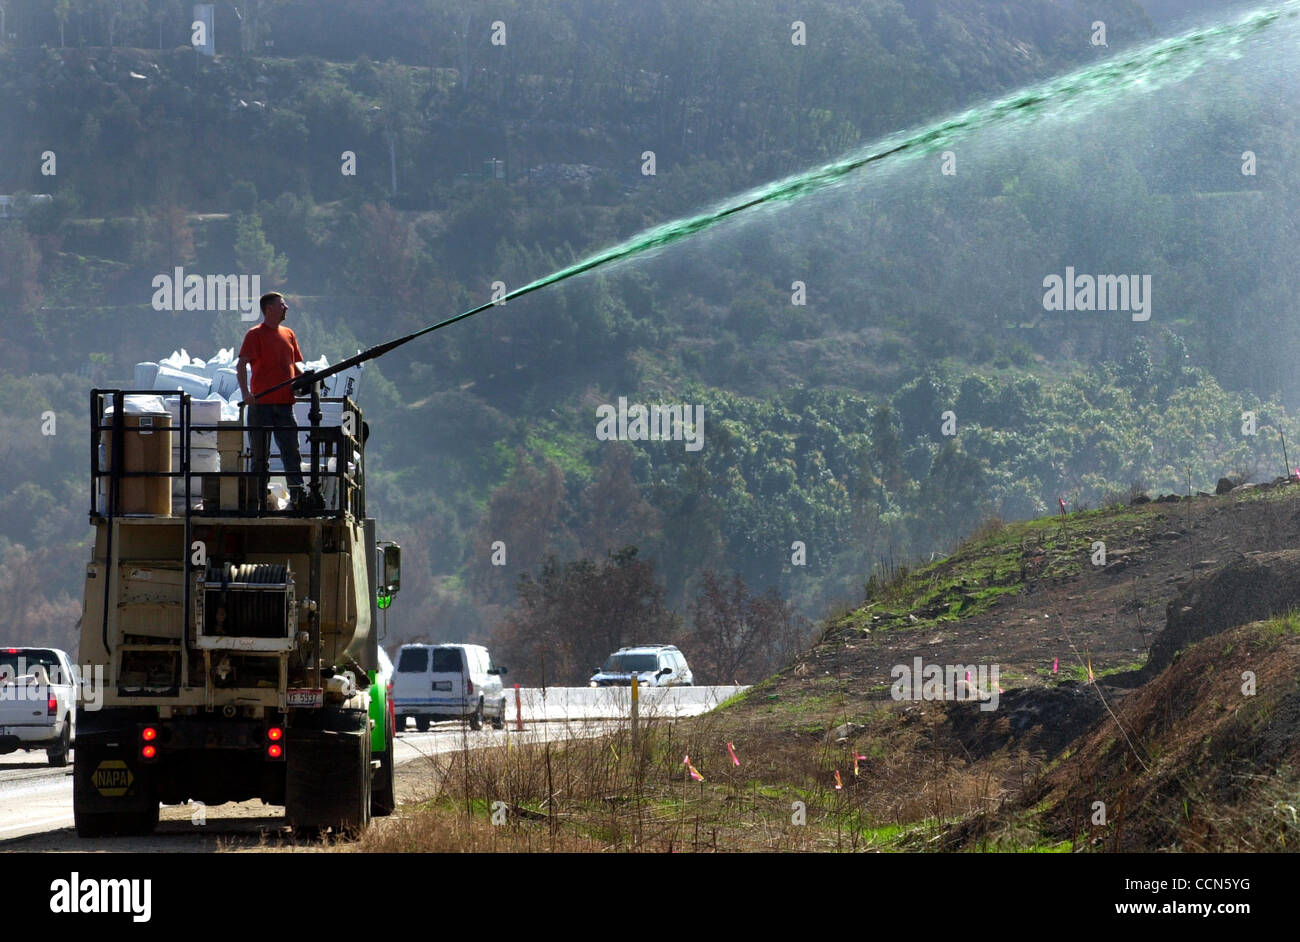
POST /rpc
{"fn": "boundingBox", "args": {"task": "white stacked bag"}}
[166,396,221,509]
[132,346,364,512]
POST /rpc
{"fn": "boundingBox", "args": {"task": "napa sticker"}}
[91,760,134,797]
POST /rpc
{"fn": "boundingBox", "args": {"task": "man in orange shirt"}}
[237,292,307,510]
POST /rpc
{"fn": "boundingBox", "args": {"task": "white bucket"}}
[134,362,160,389]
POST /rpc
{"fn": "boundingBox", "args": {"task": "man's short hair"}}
[260,292,284,314]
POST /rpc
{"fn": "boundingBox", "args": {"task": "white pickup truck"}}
[0,647,77,766]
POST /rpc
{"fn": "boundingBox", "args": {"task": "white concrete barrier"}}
[509,685,747,721]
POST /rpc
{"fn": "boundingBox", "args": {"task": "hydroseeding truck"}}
[75,368,401,837]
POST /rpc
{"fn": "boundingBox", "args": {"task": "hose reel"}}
[196,561,297,647]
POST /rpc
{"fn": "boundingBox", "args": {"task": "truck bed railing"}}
[89,389,367,522]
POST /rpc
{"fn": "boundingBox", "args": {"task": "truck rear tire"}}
[415,715,429,732]
[285,710,372,837]
[468,700,483,731]
[371,718,396,817]
[47,722,71,767]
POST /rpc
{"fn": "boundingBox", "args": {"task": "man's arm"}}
[290,333,305,376]
[237,359,252,404]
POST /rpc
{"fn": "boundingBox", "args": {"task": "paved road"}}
[0,685,746,847]
[0,757,74,842]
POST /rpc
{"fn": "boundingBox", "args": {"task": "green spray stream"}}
[272,0,1300,396]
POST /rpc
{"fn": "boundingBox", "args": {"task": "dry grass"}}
[967,514,1007,543]
[356,693,1022,853]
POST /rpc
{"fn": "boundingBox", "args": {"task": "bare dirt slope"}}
[767,486,1300,713]
[950,615,1300,851]
[712,484,1300,850]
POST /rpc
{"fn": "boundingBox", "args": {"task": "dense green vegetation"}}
[1,0,1296,683]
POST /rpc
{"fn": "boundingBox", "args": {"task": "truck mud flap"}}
[73,742,156,814]
[72,707,161,835]
[284,712,371,834]
[73,735,160,837]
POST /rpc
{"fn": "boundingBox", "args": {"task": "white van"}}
[392,644,508,731]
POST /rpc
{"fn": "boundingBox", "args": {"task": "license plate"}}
[433,681,451,691]
[286,688,322,708]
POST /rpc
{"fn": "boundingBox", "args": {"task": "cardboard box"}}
[103,413,172,515]
[218,421,244,510]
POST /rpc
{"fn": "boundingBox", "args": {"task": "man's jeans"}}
[248,403,304,508]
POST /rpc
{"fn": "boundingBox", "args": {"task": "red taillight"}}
[138,724,160,762]
[265,726,285,761]
[466,679,474,695]
[4,648,17,654]
[47,696,57,716]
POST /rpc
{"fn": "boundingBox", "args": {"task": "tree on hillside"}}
[893,374,954,444]
[234,211,288,285]
[467,451,574,606]
[915,441,988,549]
[54,0,73,46]
[870,404,906,495]
[146,0,172,48]
[689,569,809,684]
[101,0,146,48]
[235,0,287,54]
[130,200,195,271]
[346,202,419,312]
[652,461,727,609]
[451,9,474,93]
[492,546,680,685]
[374,60,419,199]
[577,444,660,559]
[0,225,43,327]
[0,543,83,652]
